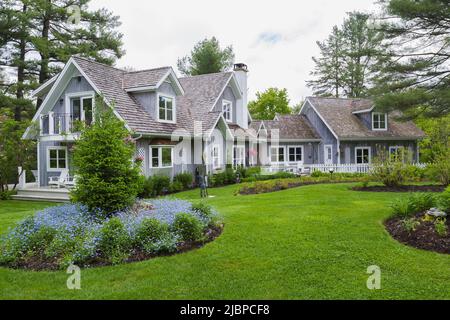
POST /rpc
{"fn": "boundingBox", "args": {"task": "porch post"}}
[39,115,43,136]
[18,167,26,190]
[48,111,54,135]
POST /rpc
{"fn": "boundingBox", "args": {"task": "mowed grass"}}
[0,183,448,300]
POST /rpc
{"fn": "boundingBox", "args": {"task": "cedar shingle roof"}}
[122,67,171,89]
[72,56,224,135]
[262,114,321,140]
[307,97,425,139]
[177,72,233,132]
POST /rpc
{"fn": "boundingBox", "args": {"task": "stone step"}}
[13,188,70,202]
[12,194,70,203]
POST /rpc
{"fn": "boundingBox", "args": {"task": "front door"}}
[324,145,333,165]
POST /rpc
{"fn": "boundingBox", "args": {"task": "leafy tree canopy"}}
[177,37,234,76]
[248,88,291,120]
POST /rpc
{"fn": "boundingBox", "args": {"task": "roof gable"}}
[304,97,425,140]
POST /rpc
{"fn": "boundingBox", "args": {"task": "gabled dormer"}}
[124,67,184,125]
[352,105,388,132]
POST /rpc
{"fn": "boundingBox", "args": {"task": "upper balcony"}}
[39,112,92,139]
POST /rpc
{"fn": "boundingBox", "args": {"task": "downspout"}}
[337,139,341,165]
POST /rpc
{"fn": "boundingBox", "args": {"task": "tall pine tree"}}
[307,26,345,97]
[0,0,124,120]
[373,0,450,119]
[307,12,384,98]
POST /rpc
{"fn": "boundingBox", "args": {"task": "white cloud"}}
[89,0,378,105]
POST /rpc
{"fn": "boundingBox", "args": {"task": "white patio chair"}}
[64,175,77,189]
[48,169,69,189]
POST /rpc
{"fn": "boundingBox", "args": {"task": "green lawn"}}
[0,183,449,300]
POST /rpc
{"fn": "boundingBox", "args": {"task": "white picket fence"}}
[307,163,428,174]
[264,163,428,175]
[308,163,372,173]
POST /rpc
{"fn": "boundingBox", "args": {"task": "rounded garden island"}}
[0,200,223,270]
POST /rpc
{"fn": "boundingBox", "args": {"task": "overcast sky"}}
[90,0,378,105]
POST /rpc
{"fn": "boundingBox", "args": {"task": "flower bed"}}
[236,176,366,195]
[0,199,223,270]
[384,189,449,254]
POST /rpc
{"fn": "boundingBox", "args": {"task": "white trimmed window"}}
[372,112,387,130]
[222,100,232,122]
[355,147,371,164]
[47,147,68,171]
[271,146,285,163]
[389,146,404,162]
[150,146,173,168]
[233,145,245,167]
[288,146,303,163]
[212,145,220,169]
[70,96,94,125]
[158,95,175,123]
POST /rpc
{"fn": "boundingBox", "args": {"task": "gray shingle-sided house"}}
[254,97,425,170]
[21,56,425,194]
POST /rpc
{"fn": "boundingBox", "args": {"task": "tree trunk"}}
[39,2,51,84]
[15,4,28,121]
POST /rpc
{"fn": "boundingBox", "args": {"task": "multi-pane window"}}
[271,147,285,163]
[355,147,371,164]
[222,100,232,122]
[48,147,67,171]
[288,147,303,162]
[389,146,404,162]
[71,97,93,125]
[233,146,245,167]
[372,112,387,130]
[212,145,220,169]
[150,146,173,168]
[158,96,174,122]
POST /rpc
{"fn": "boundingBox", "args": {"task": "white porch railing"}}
[263,163,428,175]
[308,163,372,173]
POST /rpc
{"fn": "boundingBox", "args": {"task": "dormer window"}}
[372,112,387,130]
[222,100,232,122]
[158,95,175,123]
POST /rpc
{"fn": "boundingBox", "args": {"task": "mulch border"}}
[385,214,449,254]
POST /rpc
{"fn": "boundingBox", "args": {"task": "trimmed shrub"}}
[97,218,131,264]
[71,99,142,215]
[173,173,194,189]
[138,176,154,198]
[169,181,184,193]
[152,175,171,196]
[133,218,175,253]
[191,202,213,218]
[172,213,204,242]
